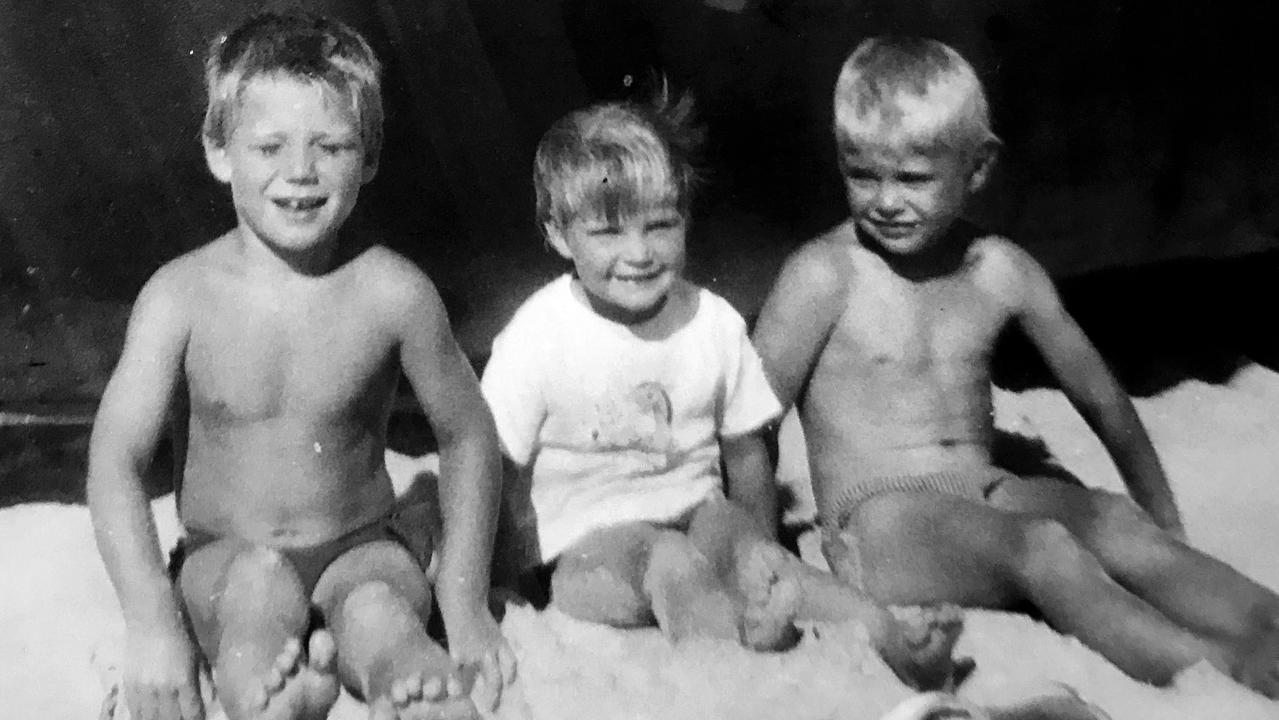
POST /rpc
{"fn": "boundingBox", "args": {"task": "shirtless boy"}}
[481,95,965,690]
[87,12,513,720]
[752,36,1279,697]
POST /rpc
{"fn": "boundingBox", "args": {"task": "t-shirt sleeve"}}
[480,317,546,466]
[716,302,783,438]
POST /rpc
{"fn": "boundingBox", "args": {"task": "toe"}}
[369,696,399,720]
[421,676,445,701]
[308,630,337,672]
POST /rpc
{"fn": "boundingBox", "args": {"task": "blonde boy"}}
[753,36,1279,697]
[481,96,965,689]
[87,12,513,720]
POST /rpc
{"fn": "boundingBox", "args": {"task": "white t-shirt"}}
[481,274,782,564]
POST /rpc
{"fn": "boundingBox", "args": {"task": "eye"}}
[319,140,358,156]
[843,167,877,182]
[898,172,934,184]
[644,217,682,232]
[255,143,282,157]
[585,224,621,237]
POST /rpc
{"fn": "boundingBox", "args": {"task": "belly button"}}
[939,438,958,448]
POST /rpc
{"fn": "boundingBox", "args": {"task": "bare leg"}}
[313,541,475,720]
[991,479,1279,696]
[838,492,1240,688]
[178,542,339,720]
[685,499,802,651]
[992,479,1279,642]
[550,523,742,643]
[687,497,964,683]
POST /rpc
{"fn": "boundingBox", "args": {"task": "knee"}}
[222,546,302,597]
[336,580,422,629]
[1090,492,1158,538]
[551,558,652,626]
[1016,519,1093,581]
[216,546,308,619]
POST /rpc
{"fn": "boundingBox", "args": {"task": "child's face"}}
[546,204,687,323]
[840,140,983,257]
[205,75,375,256]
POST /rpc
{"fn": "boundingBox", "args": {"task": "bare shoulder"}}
[130,239,231,325]
[778,224,859,299]
[967,235,1054,306]
[349,245,448,322]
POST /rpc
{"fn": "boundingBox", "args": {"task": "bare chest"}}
[835,279,1009,380]
[184,288,397,422]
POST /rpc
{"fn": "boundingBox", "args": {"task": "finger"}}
[98,683,118,720]
[471,653,502,711]
[178,681,206,720]
[499,644,518,686]
[127,686,157,720]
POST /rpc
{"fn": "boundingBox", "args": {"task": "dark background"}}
[4,0,1279,430]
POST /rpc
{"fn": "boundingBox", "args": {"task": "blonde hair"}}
[534,89,701,231]
[201,11,383,166]
[833,36,996,156]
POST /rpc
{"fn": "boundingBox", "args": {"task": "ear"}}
[543,222,574,260]
[361,155,379,185]
[966,141,1000,193]
[203,139,233,184]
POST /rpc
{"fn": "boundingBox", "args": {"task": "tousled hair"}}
[833,36,997,157]
[534,86,703,232]
[202,10,383,166]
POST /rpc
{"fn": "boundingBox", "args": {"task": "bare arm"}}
[751,237,849,410]
[1006,246,1183,534]
[391,265,513,704]
[721,430,778,540]
[86,268,204,720]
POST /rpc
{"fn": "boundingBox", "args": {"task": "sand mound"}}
[5,365,1279,719]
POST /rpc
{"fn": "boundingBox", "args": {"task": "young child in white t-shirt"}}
[480,95,966,689]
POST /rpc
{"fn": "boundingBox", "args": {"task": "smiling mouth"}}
[273,197,327,211]
[614,272,662,283]
[868,221,918,238]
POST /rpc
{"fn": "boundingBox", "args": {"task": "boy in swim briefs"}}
[87,12,514,720]
[752,35,1279,698]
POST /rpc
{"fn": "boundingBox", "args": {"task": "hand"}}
[122,626,205,720]
[448,610,517,712]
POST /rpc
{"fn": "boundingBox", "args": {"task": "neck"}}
[234,228,346,278]
[859,225,973,282]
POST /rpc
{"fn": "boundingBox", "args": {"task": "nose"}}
[619,228,655,265]
[872,182,905,217]
[283,144,318,183]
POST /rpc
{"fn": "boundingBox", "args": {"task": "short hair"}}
[833,36,996,156]
[534,90,702,231]
[201,11,383,165]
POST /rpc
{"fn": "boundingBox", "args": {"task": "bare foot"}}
[1229,628,1279,699]
[645,537,742,644]
[877,605,971,692]
[735,543,803,651]
[229,631,340,720]
[985,682,1111,720]
[364,646,479,720]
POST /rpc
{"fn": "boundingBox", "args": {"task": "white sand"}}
[4,365,1279,719]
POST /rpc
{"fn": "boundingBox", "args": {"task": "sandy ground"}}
[4,365,1279,719]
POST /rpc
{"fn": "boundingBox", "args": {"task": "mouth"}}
[612,270,664,284]
[272,197,328,212]
[866,220,918,240]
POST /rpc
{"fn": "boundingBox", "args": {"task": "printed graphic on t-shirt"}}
[589,380,675,468]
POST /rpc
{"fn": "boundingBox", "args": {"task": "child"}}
[752,35,1279,698]
[480,94,966,690]
[86,12,514,720]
